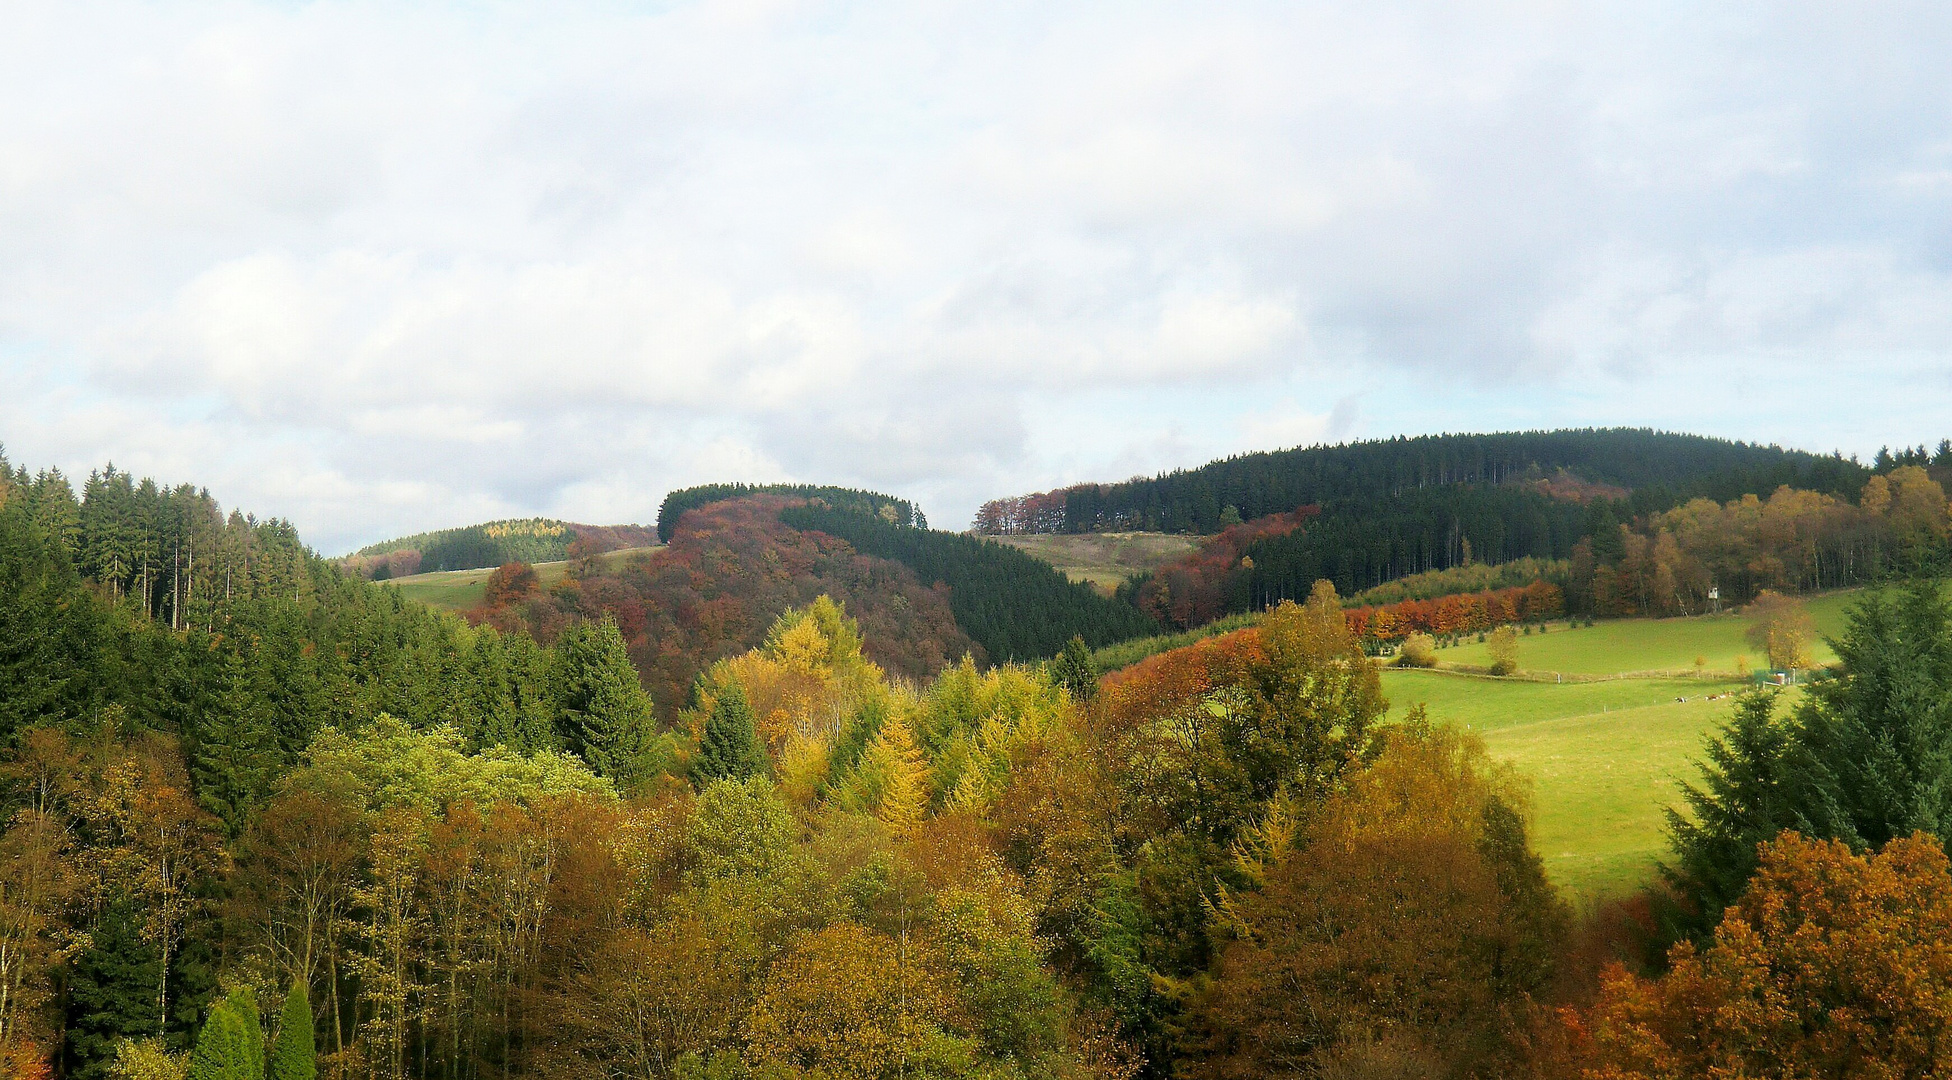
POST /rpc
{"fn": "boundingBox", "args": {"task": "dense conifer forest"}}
[977,428,1873,535]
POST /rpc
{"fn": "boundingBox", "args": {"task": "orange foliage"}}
[1575,832,1952,1079]
[1135,508,1318,629]
[1345,580,1564,642]
[1096,627,1267,736]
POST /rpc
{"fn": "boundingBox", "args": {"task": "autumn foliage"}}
[1345,579,1565,642]
[1133,509,1317,629]
[1575,832,1952,1079]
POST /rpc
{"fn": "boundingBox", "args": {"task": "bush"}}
[1396,633,1437,668]
[1487,627,1519,676]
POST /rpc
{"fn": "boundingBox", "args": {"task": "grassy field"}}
[1386,589,1867,903]
[994,532,1200,591]
[1432,590,1859,676]
[1384,670,1751,902]
[379,546,660,612]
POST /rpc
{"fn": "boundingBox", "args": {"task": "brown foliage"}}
[1575,832,1952,1080]
[481,561,540,609]
[1134,509,1317,629]
[481,497,980,714]
[1182,722,1567,1079]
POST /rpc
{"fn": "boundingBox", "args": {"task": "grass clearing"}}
[1431,590,1859,676]
[1385,669,1753,903]
[379,545,660,612]
[994,532,1200,591]
[1381,589,1876,902]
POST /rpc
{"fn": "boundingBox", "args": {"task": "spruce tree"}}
[1051,634,1097,704]
[189,649,277,835]
[185,996,251,1080]
[64,903,164,1080]
[1794,579,1952,848]
[553,617,655,785]
[1663,690,1806,939]
[268,983,315,1080]
[691,682,767,786]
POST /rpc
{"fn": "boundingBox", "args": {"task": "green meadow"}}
[1385,590,1870,903]
[379,545,660,612]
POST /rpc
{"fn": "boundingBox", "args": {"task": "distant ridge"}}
[345,517,658,578]
[975,428,1867,535]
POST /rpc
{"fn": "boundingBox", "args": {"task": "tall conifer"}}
[692,682,767,786]
[268,983,315,1080]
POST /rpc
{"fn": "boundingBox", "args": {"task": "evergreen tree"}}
[185,994,254,1080]
[1663,690,1805,939]
[268,983,314,1080]
[554,617,655,785]
[1794,578,1952,848]
[65,903,164,1080]
[188,649,279,835]
[691,682,767,786]
[1050,634,1097,704]
[227,988,263,1080]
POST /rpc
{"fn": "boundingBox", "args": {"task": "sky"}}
[4,2,1952,554]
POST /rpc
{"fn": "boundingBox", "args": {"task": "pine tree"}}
[553,617,655,785]
[1663,690,1806,940]
[268,983,315,1080]
[692,682,767,786]
[185,994,254,1080]
[1050,634,1097,704]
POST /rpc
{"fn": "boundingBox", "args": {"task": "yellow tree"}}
[858,718,929,837]
[746,922,961,1080]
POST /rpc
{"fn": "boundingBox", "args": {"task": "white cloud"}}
[3,1,1952,552]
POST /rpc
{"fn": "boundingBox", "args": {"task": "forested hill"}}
[347,518,659,578]
[657,483,924,541]
[476,495,1162,710]
[977,428,1871,534]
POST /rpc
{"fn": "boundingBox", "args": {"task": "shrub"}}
[1396,633,1437,668]
[1487,626,1519,676]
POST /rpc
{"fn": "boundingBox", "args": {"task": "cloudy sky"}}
[4,2,1951,552]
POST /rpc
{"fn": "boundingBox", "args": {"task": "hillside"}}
[378,545,662,612]
[993,531,1199,591]
[977,427,1870,535]
[346,517,660,577]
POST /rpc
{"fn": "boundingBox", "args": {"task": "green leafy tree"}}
[691,682,767,786]
[267,984,314,1080]
[553,617,656,786]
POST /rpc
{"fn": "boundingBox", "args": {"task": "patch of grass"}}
[1433,590,1859,677]
[994,531,1201,592]
[378,545,659,613]
[1385,668,1755,904]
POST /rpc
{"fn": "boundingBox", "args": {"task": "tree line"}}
[656,485,924,543]
[777,504,1159,663]
[976,428,1872,535]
